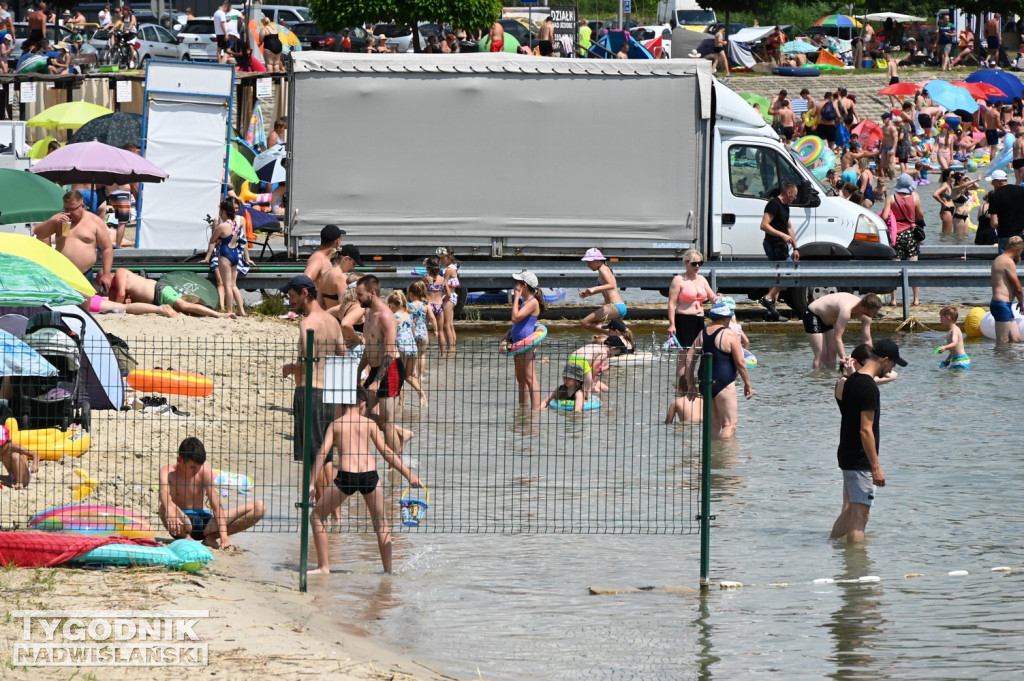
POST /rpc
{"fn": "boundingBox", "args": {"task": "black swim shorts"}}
[802,309,834,334]
[335,469,380,496]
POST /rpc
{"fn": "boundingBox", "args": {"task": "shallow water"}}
[241,329,1024,680]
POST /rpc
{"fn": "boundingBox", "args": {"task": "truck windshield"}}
[787,147,829,195]
[677,10,715,25]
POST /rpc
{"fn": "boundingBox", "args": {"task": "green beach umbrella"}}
[228,145,259,183]
[479,33,521,53]
[0,252,86,307]
[0,169,66,224]
[737,92,772,122]
[28,136,60,160]
[156,272,219,310]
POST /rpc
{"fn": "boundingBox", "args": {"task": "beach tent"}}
[594,31,654,59]
[0,306,124,411]
[697,36,755,69]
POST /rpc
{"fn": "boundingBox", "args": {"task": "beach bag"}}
[912,225,927,242]
[821,100,837,122]
[106,333,137,377]
[835,122,850,147]
[882,208,898,245]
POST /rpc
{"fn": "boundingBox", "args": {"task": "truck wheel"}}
[785,286,838,318]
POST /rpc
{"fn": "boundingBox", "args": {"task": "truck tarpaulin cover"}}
[288,53,711,250]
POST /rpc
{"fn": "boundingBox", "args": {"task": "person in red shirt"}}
[341,28,351,52]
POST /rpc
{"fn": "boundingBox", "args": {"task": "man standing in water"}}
[355,275,406,455]
[803,292,883,369]
[990,235,1024,343]
[831,340,906,544]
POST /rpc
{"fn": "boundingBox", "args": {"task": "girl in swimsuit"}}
[422,256,451,357]
[949,172,979,239]
[388,290,426,406]
[406,281,434,384]
[667,249,716,364]
[932,169,956,236]
[506,270,545,409]
[336,284,366,362]
[579,247,626,335]
[935,124,954,170]
[436,247,460,358]
[201,199,248,316]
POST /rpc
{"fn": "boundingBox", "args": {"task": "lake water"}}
[240,328,1024,681]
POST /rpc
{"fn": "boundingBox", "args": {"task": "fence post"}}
[298,329,315,593]
[699,352,713,589]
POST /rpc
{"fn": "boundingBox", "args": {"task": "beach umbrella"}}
[781,40,818,55]
[850,119,883,150]
[859,12,926,22]
[0,233,95,298]
[0,169,65,224]
[26,101,113,131]
[924,80,979,115]
[252,144,287,184]
[28,136,60,160]
[31,140,169,186]
[275,23,300,53]
[231,137,257,165]
[0,253,86,307]
[951,81,1006,101]
[479,33,521,53]
[737,92,772,122]
[965,70,1023,105]
[815,14,861,28]
[69,112,144,148]
[0,329,57,378]
[228,145,259,183]
[878,82,919,97]
[156,272,219,310]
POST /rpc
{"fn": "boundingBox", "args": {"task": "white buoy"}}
[813,578,835,584]
[948,570,969,576]
[718,581,743,589]
[991,566,1012,573]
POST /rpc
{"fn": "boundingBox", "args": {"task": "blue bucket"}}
[400,486,429,527]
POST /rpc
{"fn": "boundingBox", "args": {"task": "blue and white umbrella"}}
[782,40,819,54]
[252,144,287,184]
[924,80,980,115]
[0,328,57,377]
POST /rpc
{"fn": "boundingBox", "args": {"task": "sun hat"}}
[873,339,908,367]
[986,169,1009,182]
[581,247,605,262]
[720,296,736,313]
[562,362,585,382]
[708,300,732,319]
[895,173,916,194]
[511,269,538,289]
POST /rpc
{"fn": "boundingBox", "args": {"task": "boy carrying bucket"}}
[309,388,422,574]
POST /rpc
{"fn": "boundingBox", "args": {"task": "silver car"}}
[89,22,189,67]
[176,17,218,62]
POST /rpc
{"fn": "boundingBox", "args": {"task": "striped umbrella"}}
[0,253,86,307]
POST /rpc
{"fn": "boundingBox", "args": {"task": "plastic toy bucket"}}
[400,486,430,527]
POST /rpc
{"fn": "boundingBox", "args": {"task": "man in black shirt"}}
[758,180,800,321]
[986,169,1024,253]
[830,339,906,543]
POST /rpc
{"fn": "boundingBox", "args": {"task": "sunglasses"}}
[688,261,703,267]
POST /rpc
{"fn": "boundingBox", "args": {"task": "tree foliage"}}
[308,0,502,34]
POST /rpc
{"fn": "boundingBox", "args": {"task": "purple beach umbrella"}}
[30,140,169,186]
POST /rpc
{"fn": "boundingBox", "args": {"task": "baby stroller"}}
[9,311,91,432]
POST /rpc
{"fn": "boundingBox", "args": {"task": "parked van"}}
[656,0,716,28]
[232,4,310,25]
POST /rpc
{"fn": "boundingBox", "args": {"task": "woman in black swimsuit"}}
[259,17,283,72]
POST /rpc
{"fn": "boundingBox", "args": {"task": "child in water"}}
[542,362,586,411]
[387,290,427,405]
[406,281,435,382]
[505,270,545,409]
[936,305,969,369]
[665,372,703,424]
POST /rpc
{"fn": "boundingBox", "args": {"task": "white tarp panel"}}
[729,27,776,44]
[289,53,711,251]
[137,61,234,250]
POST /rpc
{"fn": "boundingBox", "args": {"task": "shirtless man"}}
[34,190,114,291]
[308,390,421,574]
[355,275,405,455]
[1010,120,1024,184]
[159,437,265,548]
[776,99,796,143]
[803,292,884,369]
[488,21,504,52]
[303,224,344,286]
[990,236,1024,343]
[25,2,46,51]
[107,268,233,318]
[879,113,898,178]
[985,14,1001,67]
[281,274,345,471]
[983,104,1003,163]
[317,244,361,314]
[537,16,554,56]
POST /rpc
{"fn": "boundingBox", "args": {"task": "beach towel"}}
[0,531,159,568]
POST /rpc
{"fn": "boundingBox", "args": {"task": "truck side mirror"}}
[797,181,820,207]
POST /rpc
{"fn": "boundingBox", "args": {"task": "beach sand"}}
[1,313,449,680]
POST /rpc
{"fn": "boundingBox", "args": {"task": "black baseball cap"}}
[281,274,316,295]
[604,335,627,351]
[603,319,627,332]
[873,339,908,367]
[339,244,363,266]
[321,224,345,244]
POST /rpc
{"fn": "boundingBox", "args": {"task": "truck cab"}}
[657,0,716,29]
[711,82,893,262]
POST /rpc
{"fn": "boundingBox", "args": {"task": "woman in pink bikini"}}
[667,249,717,354]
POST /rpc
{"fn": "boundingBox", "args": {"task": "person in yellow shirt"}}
[578,19,592,56]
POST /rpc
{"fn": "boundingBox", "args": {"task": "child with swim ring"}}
[506,270,546,409]
[541,361,586,412]
[936,305,970,369]
[0,422,38,489]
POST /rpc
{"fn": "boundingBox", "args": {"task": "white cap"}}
[986,169,1009,182]
[512,269,538,289]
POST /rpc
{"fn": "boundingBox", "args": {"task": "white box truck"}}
[287,53,892,290]
[656,0,716,28]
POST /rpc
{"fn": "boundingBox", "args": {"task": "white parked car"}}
[89,23,189,67]
[630,25,671,58]
[176,16,218,62]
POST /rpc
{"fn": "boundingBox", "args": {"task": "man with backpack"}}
[815,91,839,148]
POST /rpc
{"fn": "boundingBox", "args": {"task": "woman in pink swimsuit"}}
[667,249,717,352]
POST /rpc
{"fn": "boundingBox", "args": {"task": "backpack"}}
[821,100,837,122]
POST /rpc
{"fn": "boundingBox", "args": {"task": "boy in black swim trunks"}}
[308,389,422,575]
[159,437,265,548]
